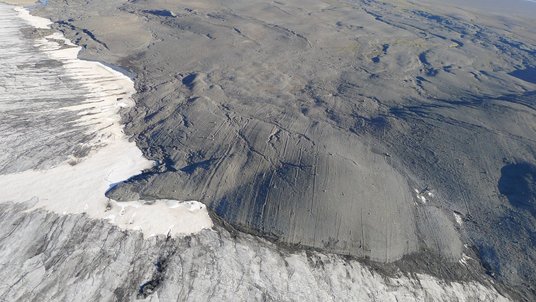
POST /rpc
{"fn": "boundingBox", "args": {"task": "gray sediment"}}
[5,0,536,299]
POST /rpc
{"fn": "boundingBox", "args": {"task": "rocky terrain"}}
[1,0,535,300]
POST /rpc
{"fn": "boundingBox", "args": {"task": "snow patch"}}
[459,253,472,265]
[454,211,463,225]
[14,7,51,29]
[414,187,432,204]
[105,199,212,236]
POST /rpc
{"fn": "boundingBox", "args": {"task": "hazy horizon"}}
[415,0,536,18]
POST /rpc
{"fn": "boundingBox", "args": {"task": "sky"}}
[417,0,536,18]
